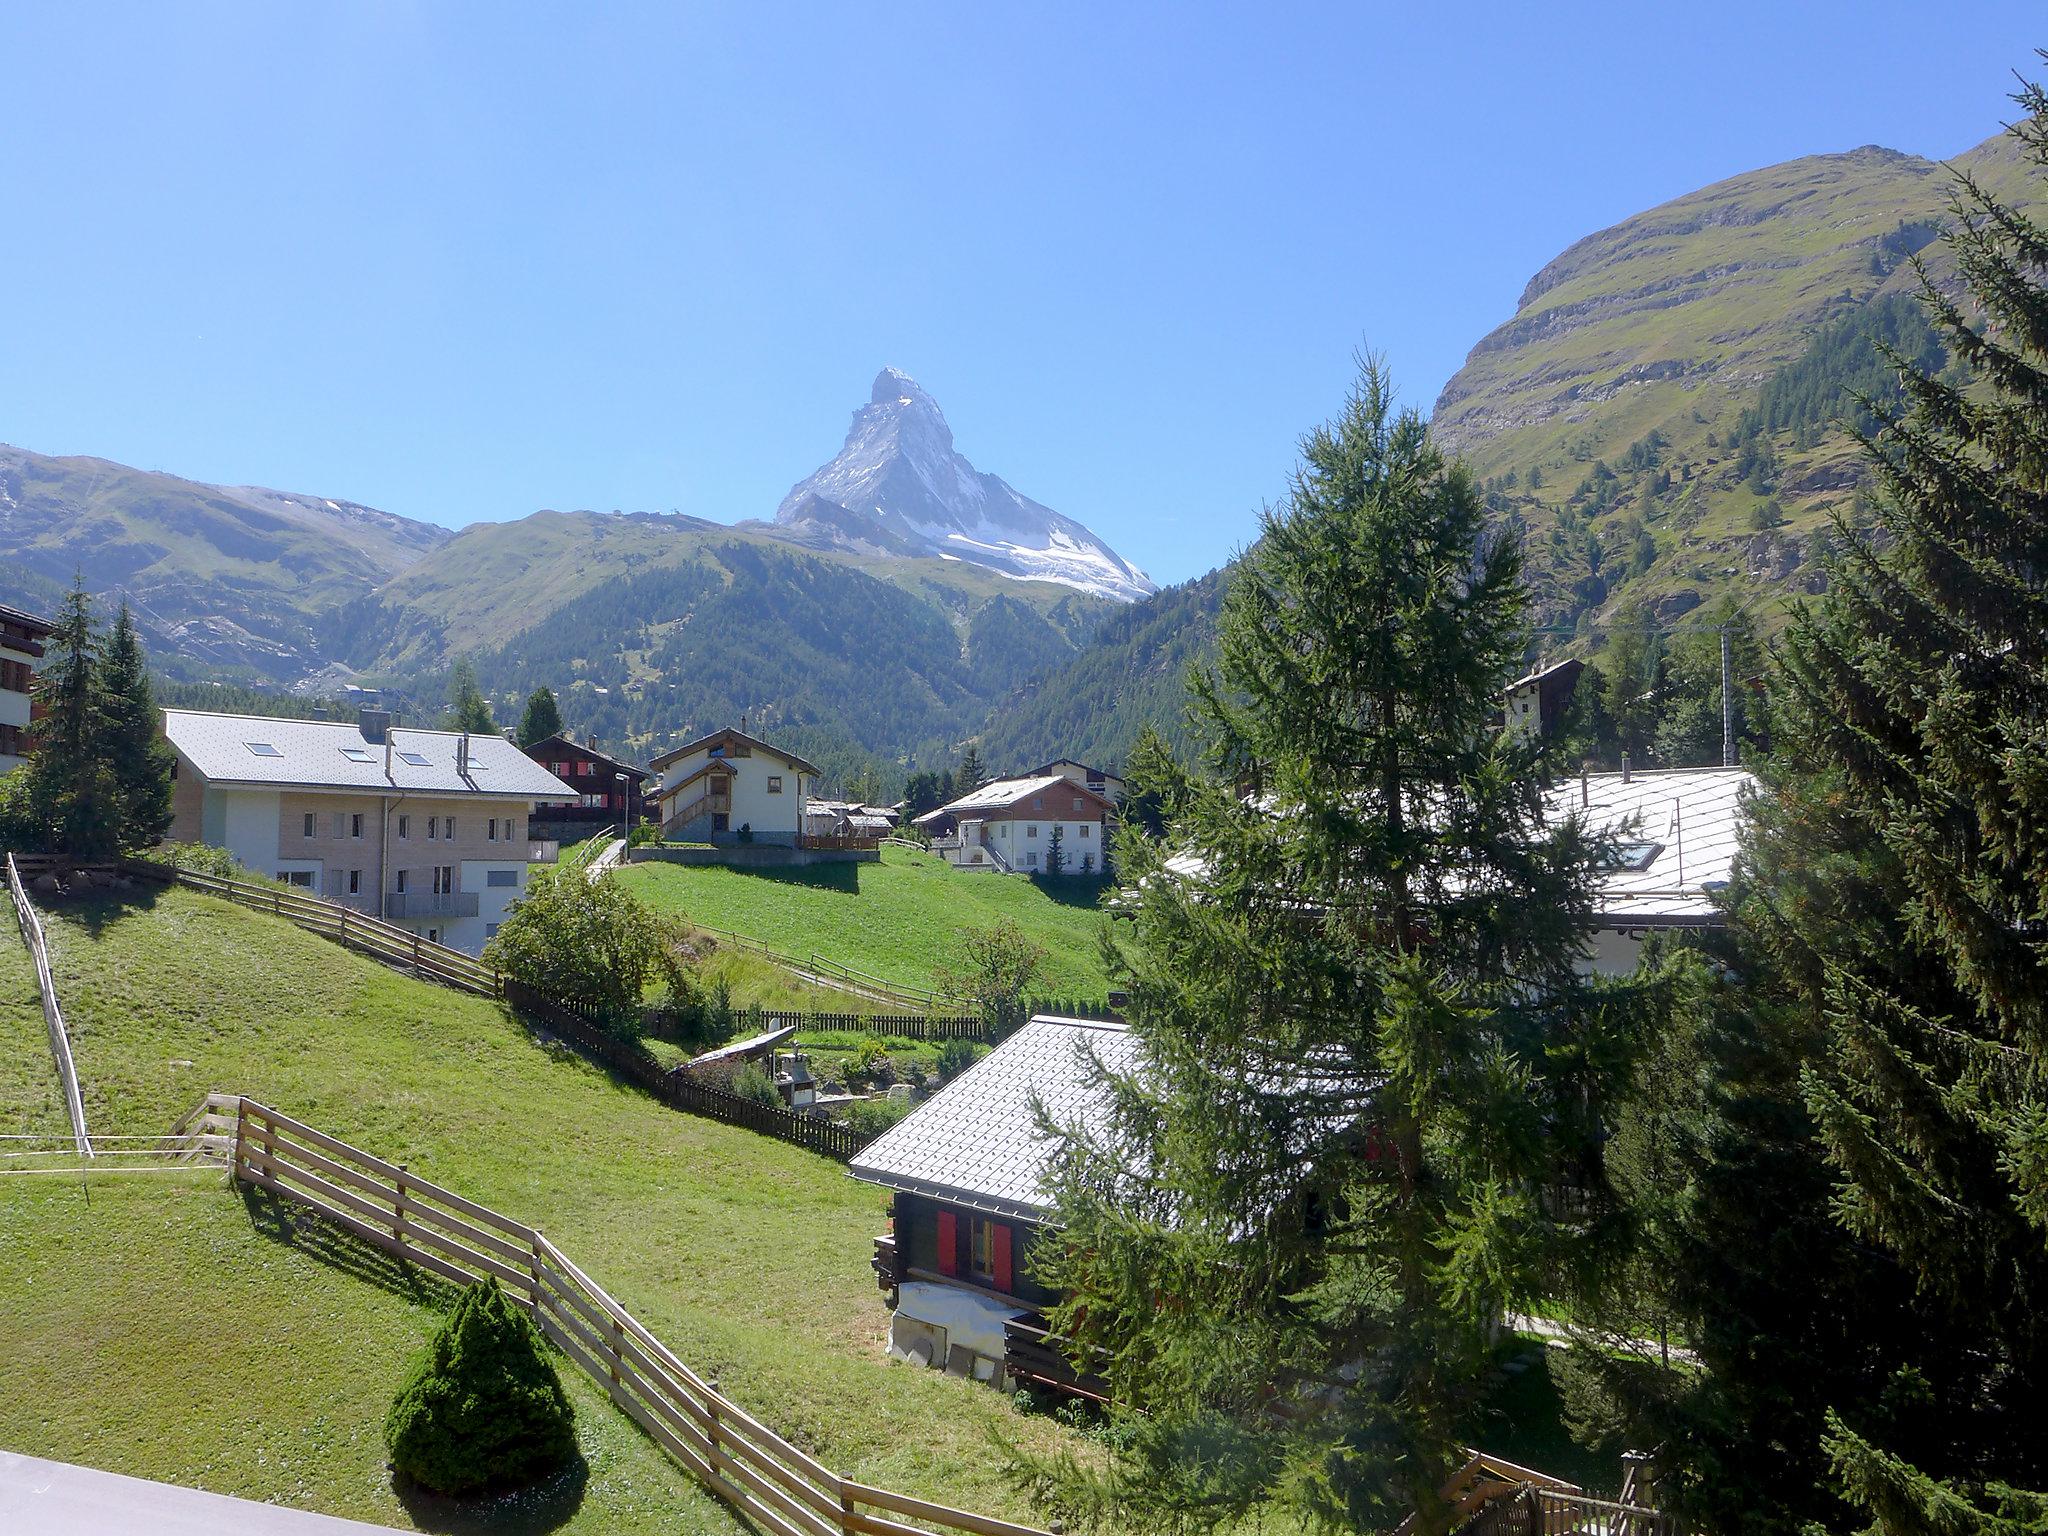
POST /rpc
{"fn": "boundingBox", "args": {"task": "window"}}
[427,816,438,840]
[578,761,595,775]
[397,751,431,767]
[1073,798,1083,812]
[433,866,453,895]
[767,775,783,794]
[488,818,498,841]
[397,815,410,839]
[350,813,363,839]
[427,928,440,945]
[1081,852,1094,872]
[1027,824,1038,838]
[486,923,500,939]
[1079,823,1091,838]
[339,746,373,763]
[968,1215,1013,1291]
[1604,841,1664,872]
[709,745,725,758]
[581,793,606,809]
[302,813,315,838]
[1033,796,1043,810]
[1025,851,1039,869]
[245,742,282,757]
[486,869,518,888]
[278,870,314,887]
[347,870,362,895]
[445,817,456,840]
[395,869,410,893]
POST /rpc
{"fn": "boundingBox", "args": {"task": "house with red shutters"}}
[848,1014,1138,1397]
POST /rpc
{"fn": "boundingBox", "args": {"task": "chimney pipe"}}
[458,732,470,778]
[1621,751,1632,783]
[312,704,329,721]
[1580,764,1589,808]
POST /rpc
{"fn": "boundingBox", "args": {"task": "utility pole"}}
[1721,626,1736,767]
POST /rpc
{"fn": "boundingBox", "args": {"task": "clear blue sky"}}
[1,4,2040,586]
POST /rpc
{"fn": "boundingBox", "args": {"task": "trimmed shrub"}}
[729,1062,783,1107]
[385,1276,577,1495]
[936,1039,984,1083]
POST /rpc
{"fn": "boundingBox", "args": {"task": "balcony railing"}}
[384,891,480,920]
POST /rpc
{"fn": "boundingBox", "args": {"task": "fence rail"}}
[224,1095,1050,1536]
[759,1010,991,1042]
[6,853,91,1159]
[690,924,968,1014]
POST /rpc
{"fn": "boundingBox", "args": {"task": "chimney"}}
[359,708,390,744]
[312,704,329,721]
[1580,764,1589,808]
[1621,751,1632,783]
[458,732,471,778]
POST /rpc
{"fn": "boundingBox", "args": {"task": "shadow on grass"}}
[706,860,863,895]
[1454,1339,1619,1495]
[32,879,165,938]
[393,1458,591,1536]
[1024,874,1112,911]
[238,1183,463,1313]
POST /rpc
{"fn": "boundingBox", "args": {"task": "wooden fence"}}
[691,924,968,1014]
[6,853,92,1159]
[0,1097,234,1178]
[225,1094,1051,1536]
[758,1010,990,1042]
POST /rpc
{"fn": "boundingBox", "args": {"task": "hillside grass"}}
[620,845,1114,998]
[0,924,68,1137]
[1,882,1091,1529]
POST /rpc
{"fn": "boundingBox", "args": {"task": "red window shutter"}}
[992,1222,1013,1294]
[936,1211,957,1276]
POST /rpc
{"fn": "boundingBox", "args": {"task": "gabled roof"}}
[524,733,651,781]
[1505,657,1585,695]
[849,1016,1139,1222]
[162,709,574,799]
[1031,758,1123,783]
[913,773,1116,826]
[648,726,821,777]
[1545,765,1757,925]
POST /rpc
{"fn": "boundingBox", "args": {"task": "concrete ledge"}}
[629,844,878,868]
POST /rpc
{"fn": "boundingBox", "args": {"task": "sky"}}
[2,4,2042,588]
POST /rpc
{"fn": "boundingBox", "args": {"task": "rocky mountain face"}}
[1431,129,2044,636]
[0,444,450,678]
[763,368,1156,602]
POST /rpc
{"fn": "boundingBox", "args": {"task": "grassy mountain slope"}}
[1433,128,2047,638]
[2,881,1083,1525]
[0,445,448,679]
[331,508,1113,772]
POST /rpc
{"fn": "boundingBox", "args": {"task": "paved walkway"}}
[0,1450,405,1534]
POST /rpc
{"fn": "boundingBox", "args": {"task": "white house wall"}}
[986,818,1106,873]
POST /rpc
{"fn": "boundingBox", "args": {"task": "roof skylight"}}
[339,746,373,763]
[1603,841,1663,872]
[244,742,282,757]
[397,751,432,767]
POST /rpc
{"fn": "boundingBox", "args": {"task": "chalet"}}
[912,773,1115,874]
[851,1015,1138,1393]
[0,601,54,774]
[1027,758,1124,805]
[1502,658,1585,742]
[648,726,817,845]
[1550,764,1757,975]
[523,732,653,837]
[162,707,575,955]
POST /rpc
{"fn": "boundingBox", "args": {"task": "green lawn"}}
[0,922,67,1138]
[620,845,1115,998]
[0,882,1091,1531]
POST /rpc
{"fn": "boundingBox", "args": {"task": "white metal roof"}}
[1546,765,1757,925]
[162,709,575,800]
[849,1016,1139,1221]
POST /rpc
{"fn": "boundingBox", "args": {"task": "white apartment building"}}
[0,602,55,774]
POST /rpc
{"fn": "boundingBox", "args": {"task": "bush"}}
[847,1035,893,1088]
[131,840,253,882]
[729,1062,782,1107]
[843,1096,913,1138]
[627,823,663,848]
[385,1276,577,1496]
[937,1039,985,1082]
[485,865,697,1033]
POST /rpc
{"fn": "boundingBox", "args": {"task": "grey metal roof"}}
[1546,765,1758,925]
[162,709,575,800]
[849,1016,1139,1221]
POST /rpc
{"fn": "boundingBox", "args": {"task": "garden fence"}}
[223,1093,1052,1536]
[5,853,92,1159]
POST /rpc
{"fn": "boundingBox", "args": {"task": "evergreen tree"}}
[22,579,119,860]
[956,743,986,791]
[1733,72,2048,1533]
[1043,822,1065,875]
[1016,359,1628,1535]
[516,686,563,748]
[1120,723,1188,840]
[1597,600,1664,763]
[98,603,174,848]
[445,657,495,734]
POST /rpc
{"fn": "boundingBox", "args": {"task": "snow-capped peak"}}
[768,368,1155,603]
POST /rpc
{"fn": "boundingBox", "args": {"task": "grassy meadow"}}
[0,882,1093,1531]
[621,844,1115,999]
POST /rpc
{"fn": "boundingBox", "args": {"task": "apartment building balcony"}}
[384,890,480,921]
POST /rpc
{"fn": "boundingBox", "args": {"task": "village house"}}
[648,726,817,845]
[1026,758,1124,805]
[522,731,653,839]
[0,601,54,774]
[162,707,575,955]
[1501,657,1585,743]
[851,1014,1135,1395]
[913,773,1115,874]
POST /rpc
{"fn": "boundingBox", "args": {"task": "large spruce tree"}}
[516,686,564,749]
[100,603,175,848]
[23,580,120,860]
[1732,71,2048,1534]
[1019,359,1628,1535]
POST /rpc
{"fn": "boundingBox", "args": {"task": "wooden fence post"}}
[529,1230,546,1313]
[393,1165,408,1252]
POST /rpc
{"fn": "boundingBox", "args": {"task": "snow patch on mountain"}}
[767,367,1155,602]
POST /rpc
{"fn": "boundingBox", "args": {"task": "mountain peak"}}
[768,370,1155,603]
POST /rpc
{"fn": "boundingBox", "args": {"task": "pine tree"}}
[956,743,986,791]
[1733,70,2048,1532]
[1017,358,1628,1535]
[516,686,563,748]
[23,579,119,860]
[98,603,174,848]
[446,657,495,734]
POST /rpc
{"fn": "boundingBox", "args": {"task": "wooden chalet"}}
[522,732,653,833]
